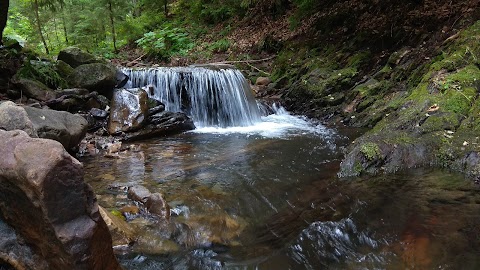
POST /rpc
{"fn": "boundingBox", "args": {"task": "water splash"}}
[123,66,262,128]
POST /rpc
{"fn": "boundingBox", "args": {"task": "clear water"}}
[81,110,480,270]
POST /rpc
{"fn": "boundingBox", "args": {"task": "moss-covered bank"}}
[273,20,480,181]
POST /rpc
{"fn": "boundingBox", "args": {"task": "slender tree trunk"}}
[0,0,9,45]
[60,3,69,44]
[32,0,49,54]
[164,0,168,16]
[53,17,61,45]
[107,0,117,52]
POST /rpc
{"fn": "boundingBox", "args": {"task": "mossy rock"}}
[55,60,75,79]
[418,112,462,134]
[58,47,103,68]
[360,142,381,161]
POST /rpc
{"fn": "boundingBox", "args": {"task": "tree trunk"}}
[53,16,61,45]
[107,0,117,53]
[0,0,9,45]
[164,0,168,16]
[60,3,69,44]
[32,0,49,54]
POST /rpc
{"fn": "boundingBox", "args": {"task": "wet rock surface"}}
[0,130,121,270]
[108,88,149,135]
[122,111,195,141]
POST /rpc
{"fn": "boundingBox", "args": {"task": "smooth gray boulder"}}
[0,102,87,150]
[24,106,88,150]
[0,101,37,137]
[58,46,100,68]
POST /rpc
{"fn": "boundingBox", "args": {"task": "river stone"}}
[90,108,108,119]
[108,88,149,135]
[24,106,88,150]
[98,206,135,247]
[148,104,166,116]
[128,185,152,203]
[145,193,170,219]
[0,101,38,137]
[0,130,121,269]
[55,88,90,98]
[58,47,100,68]
[256,76,272,86]
[122,111,195,141]
[15,78,56,101]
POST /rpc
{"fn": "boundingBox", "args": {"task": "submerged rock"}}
[108,88,149,135]
[145,193,170,219]
[128,185,152,204]
[99,206,135,247]
[0,130,121,269]
[127,186,169,219]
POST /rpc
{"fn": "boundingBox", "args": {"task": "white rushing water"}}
[123,66,262,128]
[123,66,330,137]
[193,104,331,138]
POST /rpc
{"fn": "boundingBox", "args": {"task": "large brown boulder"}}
[0,130,122,269]
[108,88,149,135]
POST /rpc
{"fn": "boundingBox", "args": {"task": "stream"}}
[81,109,480,270]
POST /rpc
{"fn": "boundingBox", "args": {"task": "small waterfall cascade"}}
[123,66,262,128]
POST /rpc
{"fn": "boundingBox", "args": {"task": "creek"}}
[80,67,480,269]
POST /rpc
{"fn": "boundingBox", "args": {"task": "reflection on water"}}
[81,113,480,270]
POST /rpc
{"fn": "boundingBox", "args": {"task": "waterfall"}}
[122,66,262,128]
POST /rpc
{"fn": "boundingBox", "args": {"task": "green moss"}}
[110,209,126,220]
[347,50,371,67]
[354,162,364,174]
[442,88,475,116]
[360,142,381,161]
[17,60,67,89]
[420,112,462,133]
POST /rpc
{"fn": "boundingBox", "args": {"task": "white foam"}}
[193,108,331,138]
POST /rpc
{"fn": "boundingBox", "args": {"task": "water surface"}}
[81,112,480,270]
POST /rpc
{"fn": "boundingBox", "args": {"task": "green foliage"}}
[208,39,230,53]
[18,59,67,89]
[135,26,195,59]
